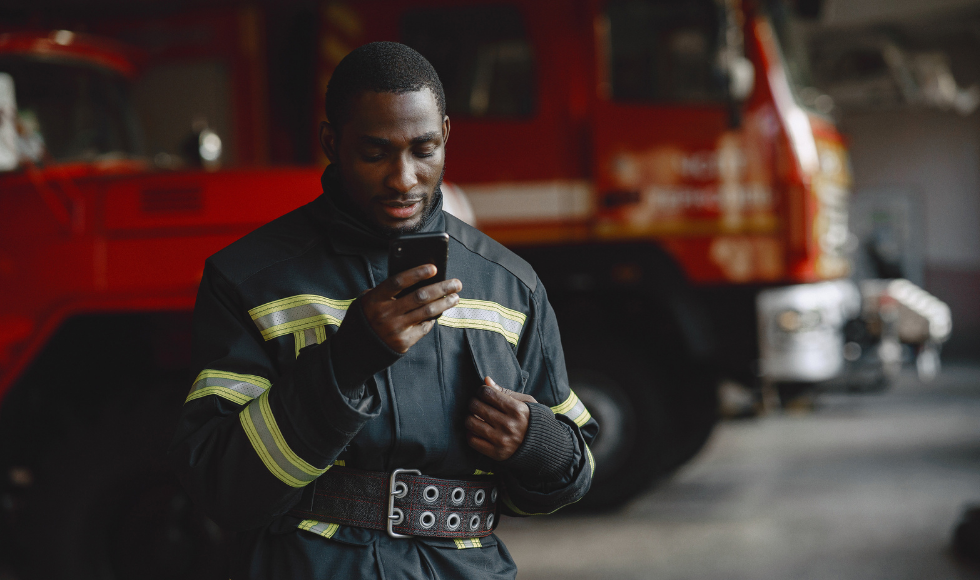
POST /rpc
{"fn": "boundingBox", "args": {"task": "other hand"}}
[465,377,538,461]
[360,264,461,353]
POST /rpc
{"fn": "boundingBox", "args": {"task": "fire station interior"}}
[1,0,980,578]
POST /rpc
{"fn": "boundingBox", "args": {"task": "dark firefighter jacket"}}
[169,167,598,579]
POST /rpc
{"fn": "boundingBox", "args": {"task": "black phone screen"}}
[388,232,449,299]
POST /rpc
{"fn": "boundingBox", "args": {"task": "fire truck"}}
[0,0,860,577]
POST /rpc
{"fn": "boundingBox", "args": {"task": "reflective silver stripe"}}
[550,390,592,427]
[248,295,354,341]
[186,370,270,405]
[239,390,330,488]
[298,519,339,538]
[438,298,527,345]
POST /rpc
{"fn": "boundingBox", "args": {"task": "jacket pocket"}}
[465,329,528,393]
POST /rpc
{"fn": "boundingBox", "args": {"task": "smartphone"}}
[388,232,450,300]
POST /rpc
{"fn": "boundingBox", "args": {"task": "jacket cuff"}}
[327,297,403,397]
[503,402,575,484]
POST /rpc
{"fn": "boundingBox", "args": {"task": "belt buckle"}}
[387,468,420,539]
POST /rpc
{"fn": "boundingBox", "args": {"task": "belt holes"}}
[390,507,404,526]
[486,514,494,529]
[474,489,486,506]
[423,485,440,503]
[392,481,408,499]
[490,487,498,504]
[469,514,480,530]
[451,487,465,505]
[446,513,461,530]
[420,511,436,529]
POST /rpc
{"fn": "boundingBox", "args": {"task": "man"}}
[170,42,597,579]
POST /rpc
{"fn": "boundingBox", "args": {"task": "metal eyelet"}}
[486,514,494,529]
[392,481,408,499]
[389,507,404,526]
[419,511,436,529]
[473,489,486,506]
[450,487,465,505]
[446,513,461,530]
[469,514,481,531]
[423,485,440,503]
[490,487,498,503]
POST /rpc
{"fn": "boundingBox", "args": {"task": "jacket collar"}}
[309,165,446,255]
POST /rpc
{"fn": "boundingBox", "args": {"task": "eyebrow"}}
[362,132,439,147]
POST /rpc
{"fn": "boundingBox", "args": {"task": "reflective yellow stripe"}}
[586,444,595,476]
[293,325,328,358]
[298,519,340,538]
[239,390,331,487]
[249,295,354,341]
[473,469,494,476]
[185,370,271,405]
[551,390,592,427]
[437,298,526,346]
[454,537,483,549]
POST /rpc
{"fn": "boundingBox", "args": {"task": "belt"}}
[288,466,500,539]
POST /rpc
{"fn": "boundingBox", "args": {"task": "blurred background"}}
[0,0,979,578]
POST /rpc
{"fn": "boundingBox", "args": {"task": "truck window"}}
[605,0,725,103]
[0,57,143,162]
[401,6,535,118]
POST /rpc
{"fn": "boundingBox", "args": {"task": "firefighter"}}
[169,42,597,579]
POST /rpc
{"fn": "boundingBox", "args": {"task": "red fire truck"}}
[0,1,856,577]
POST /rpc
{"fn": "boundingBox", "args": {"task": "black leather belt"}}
[289,466,500,539]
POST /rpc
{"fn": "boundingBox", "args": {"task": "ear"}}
[442,115,450,148]
[320,121,338,163]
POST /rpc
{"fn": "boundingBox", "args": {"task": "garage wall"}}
[843,108,980,359]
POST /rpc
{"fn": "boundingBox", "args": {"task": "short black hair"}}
[325,41,446,131]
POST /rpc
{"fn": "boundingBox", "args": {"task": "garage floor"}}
[495,364,980,580]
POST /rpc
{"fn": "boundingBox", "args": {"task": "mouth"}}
[378,198,424,220]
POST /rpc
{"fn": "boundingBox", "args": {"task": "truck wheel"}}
[6,383,229,580]
[561,340,670,512]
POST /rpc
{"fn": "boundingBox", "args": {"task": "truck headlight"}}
[776,309,822,333]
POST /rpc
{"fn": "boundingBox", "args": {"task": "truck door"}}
[590,0,755,272]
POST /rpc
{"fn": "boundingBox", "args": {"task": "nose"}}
[385,153,418,194]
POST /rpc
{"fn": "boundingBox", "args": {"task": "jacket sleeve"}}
[168,260,396,531]
[498,278,598,516]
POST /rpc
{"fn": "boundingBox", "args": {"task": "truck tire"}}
[561,338,670,512]
[6,382,229,580]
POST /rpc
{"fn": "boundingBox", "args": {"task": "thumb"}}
[485,376,502,391]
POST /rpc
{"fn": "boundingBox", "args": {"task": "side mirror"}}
[179,116,222,170]
[728,55,755,102]
[0,73,18,171]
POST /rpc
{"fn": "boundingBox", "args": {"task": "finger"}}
[400,278,462,307]
[505,392,539,404]
[476,384,524,415]
[401,293,460,325]
[485,377,538,404]
[464,414,497,440]
[469,393,513,428]
[378,265,437,300]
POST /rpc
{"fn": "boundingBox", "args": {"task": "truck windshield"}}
[604,0,726,103]
[0,56,143,162]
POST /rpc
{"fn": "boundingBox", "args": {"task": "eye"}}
[414,148,436,159]
[362,151,385,162]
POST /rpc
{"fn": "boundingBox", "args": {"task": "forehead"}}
[343,89,443,139]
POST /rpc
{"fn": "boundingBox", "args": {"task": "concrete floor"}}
[495,364,980,580]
